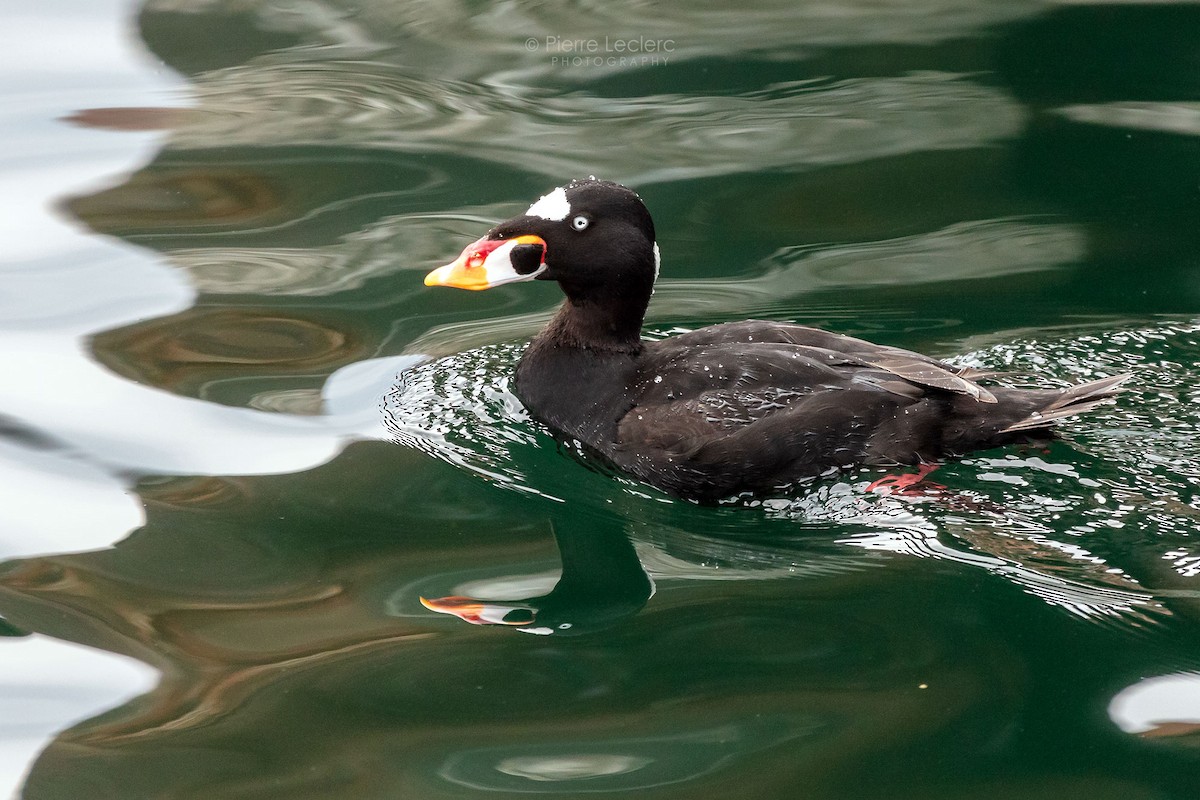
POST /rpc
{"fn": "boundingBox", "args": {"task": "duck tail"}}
[998,373,1132,434]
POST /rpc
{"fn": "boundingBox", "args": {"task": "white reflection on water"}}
[1055,102,1200,136]
[0,439,143,560]
[496,754,653,782]
[0,2,191,792]
[0,6,185,264]
[0,635,157,800]
[1109,672,1200,737]
[0,336,359,478]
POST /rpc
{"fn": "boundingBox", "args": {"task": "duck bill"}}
[419,595,536,626]
[424,234,547,290]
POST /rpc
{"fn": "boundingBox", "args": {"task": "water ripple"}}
[948,318,1200,618]
[146,0,1049,80]
[384,319,1199,628]
[174,64,1024,183]
[167,206,509,296]
[382,343,571,502]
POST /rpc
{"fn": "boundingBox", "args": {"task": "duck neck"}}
[536,287,649,354]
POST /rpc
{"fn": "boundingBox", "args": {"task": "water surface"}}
[2,1,1200,797]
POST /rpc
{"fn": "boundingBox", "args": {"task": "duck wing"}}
[649,321,997,402]
[611,339,957,498]
[611,332,1127,501]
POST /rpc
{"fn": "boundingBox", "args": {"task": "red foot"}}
[867,463,944,496]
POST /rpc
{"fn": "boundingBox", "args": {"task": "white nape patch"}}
[526,186,571,221]
[652,242,661,282]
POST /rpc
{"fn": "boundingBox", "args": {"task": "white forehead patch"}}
[526,186,571,221]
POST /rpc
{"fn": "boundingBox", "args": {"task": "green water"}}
[2,1,1200,798]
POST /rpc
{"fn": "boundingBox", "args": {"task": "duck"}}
[424,178,1128,503]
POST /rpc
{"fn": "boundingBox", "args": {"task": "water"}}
[2,1,1200,797]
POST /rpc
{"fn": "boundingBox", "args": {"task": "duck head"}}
[425,179,659,308]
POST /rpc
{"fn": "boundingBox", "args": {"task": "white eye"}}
[571,215,589,231]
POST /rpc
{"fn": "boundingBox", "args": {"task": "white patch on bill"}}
[482,239,547,286]
[526,186,571,221]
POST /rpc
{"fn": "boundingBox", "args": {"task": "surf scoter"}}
[424,179,1127,502]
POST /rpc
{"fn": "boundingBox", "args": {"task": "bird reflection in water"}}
[417,475,1167,638]
[420,523,653,636]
